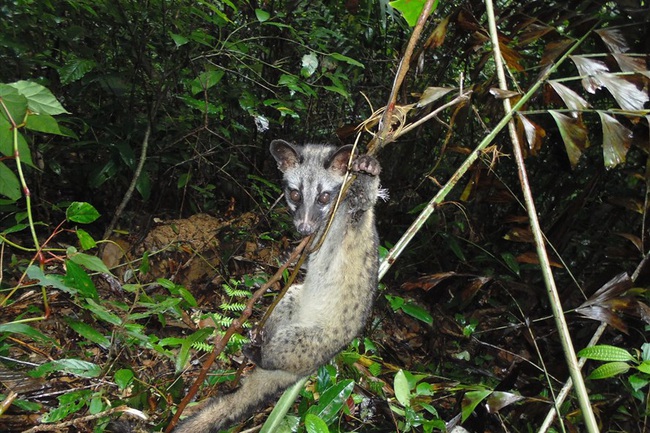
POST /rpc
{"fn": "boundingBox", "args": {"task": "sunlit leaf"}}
[485,391,524,413]
[401,303,433,325]
[25,113,65,135]
[637,361,650,375]
[489,88,520,99]
[66,201,101,223]
[461,390,491,422]
[598,73,649,111]
[570,56,609,93]
[394,370,411,407]
[595,28,630,53]
[516,114,546,155]
[305,414,329,433]
[549,110,590,169]
[64,318,110,348]
[389,0,431,27]
[578,345,635,362]
[588,361,630,379]
[611,54,646,73]
[416,87,454,107]
[548,81,590,114]
[598,111,632,168]
[301,53,319,78]
[8,80,70,115]
[0,322,55,344]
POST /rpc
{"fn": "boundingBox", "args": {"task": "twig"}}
[102,123,151,241]
[21,405,144,432]
[368,0,436,153]
[165,235,311,432]
[485,0,599,431]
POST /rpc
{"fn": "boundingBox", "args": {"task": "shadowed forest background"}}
[1,0,650,432]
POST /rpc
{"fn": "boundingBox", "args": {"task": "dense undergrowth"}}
[1,1,650,432]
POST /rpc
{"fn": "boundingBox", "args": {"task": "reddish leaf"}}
[518,22,554,46]
[515,251,563,268]
[401,271,460,292]
[549,110,591,169]
[614,232,643,253]
[541,39,573,68]
[548,81,591,114]
[576,305,629,333]
[570,55,609,93]
[424,15,450,50]
[598,112,632,168]
[460,276,492,303]
[595,28,630,53]
[516,113,546,155]
[597,73,649,111]
[500,40,524,72]
[503,226,534,243]
[611,54,647,73]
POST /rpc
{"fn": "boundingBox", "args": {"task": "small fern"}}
[219,302,246,312]
[191,341,214,353]
[222,280,253,298]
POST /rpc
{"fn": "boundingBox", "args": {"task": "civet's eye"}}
[318,192,331,204]
[289,190,301,202]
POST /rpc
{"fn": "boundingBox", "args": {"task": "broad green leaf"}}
[578,345,636,362]
[636,360,650,374]
[114,369,134,390]
[66,201,101,223]
[255,8,270,22]
[307,379,354,425]
[63,259,98,299]
[305,413,330,433]
[169,32,189,47]
[323,85,349,98]
[84,299,123,326]
[0,162,21,201]
[136,170,151,200]
[628,373,649,392]
[461,390,491,422]
[0,322,55,344]
[0,84,28,123]
[549,110,590,169]
[588,361,630,379]
[501,252,520,276]
[58,59,96,85]
[8,80,69,115]
[401,303,433,325]
[26,265,74,294]
[29,359,101,378]
[64,318,110,348]
[389,0,434,27]
[598,111,632,168]
[394,369,411,407]
[76,228,97,250]
[0,112,35,166]
[191,70,225,95]
[67,248,111,274]
[25,113,64,135]
[328,52,364,68]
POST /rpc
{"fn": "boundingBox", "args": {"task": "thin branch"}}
[484,0,599,431]
[102,123,151,240]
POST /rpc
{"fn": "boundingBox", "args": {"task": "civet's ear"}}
[325,144,356,175]
[270,140,302,172]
